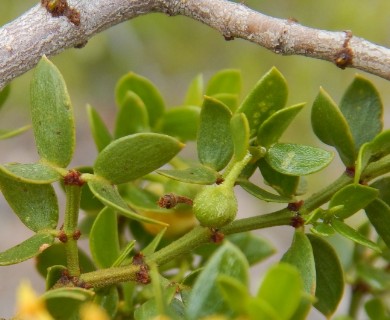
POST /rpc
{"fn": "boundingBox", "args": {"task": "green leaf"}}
[256,263,304,320]
[86,104,113,152]
[258,103,305,148]
[206,69,241,96]
[329,184,378,219]
[238,179,292,203]
[355,142,373,184]
[0,162,61,184]
[44,287,94,320]
[311,223,335,237]
[0,172,58,232]
[211,93,239,112]
[281,231,316,295]
[156,106,200,141]
[231,113,250,161]
[94,286,119,319]
[184,73,203,106]
[331,219,381,252]
[258,158,299,197]
[227,232,275,265]
[311,88,355,166]
[135,297,185,320]
[365,199,390,248]
[0,84,10,110]
[266,143,333,176]
[186,241,249,320]
[123,184,164,212]
[114,91,149,138]
[218,275,249,314]
[237,67,288,137]
[307,234,344,318]
[339,75,383,152]
[111,240,136,267]
[142,228,167,256]
[197,96,234,171]
[90,207,121,268]
[45,265,67,290]
[158,165,219,185]
[0,232,55,265]
[0,125,30,140]
[365,298,389,320]
[88,178,167,226]
[36,243,95,279]
[94,133,183,184]
[30,56,75,168]
[74,167,104,213]
[116,72,165,128]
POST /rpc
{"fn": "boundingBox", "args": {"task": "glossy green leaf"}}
[114,91,149,138]
[258,158,299,197]
[197,96,234,171]
[86,104,113,152]
[331,219,381,252]
[231,113,250,161]
[227,232,275,265]
[206,69,241,96]
[0,172,58,232]
[94,286,119,319]
[0,232,55,266]
[186,241,249,320]
[339,75,383,152]
[0,84,10,110]
[307,234,344,318]
[238,179,292,203]
[258,103,305,148]
[184,73,203,106]
[156,106,200,141]
[365,199,390,248]
[44,287,94,320]
[94,133,183,184]
[281,232,316,295]
[158,165,219,185]
[329,184,378,219]
[36,243,95,278]
[30,56,75,168]
[237,67,288,137]
[90,207,121,268]
[88,178,167,226]
[0,125,30,140]
[365,298,389,320]
[218,275,249,314]
[256,263,303,320]
[0,162,61,184]
[311,89,355,166]
[266,143,333,176]
[116,72,165,128]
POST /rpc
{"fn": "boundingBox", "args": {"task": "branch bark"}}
[1,0,390,90]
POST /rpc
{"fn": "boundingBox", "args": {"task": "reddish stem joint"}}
[158,193,193,209]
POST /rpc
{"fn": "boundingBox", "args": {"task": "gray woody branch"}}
[1,0,390,90]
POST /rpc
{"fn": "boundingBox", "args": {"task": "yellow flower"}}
[15,281,53,320]
[79,303,110,320]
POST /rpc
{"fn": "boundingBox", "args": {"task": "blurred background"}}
[0,0,389,318]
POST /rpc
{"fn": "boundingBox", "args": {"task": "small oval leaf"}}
[0,232,55,266]
[311,88,355,167]
[237,67,288,137]
[307,234,344,318]
[90,207,121,268]
[87,178,167,226]
[0,162,61,184]
[114,91,150,138]
[158,165,219,185]
[231,113,250,161]
[206,69,242,96]
[258,103,305,148]
[30,56,75,167]
[184,73,203,106]
[365,198,390,248]
[339,75,383,152]
[94,133,183,184]
[238,179,292,203]
[266,143,333,176]
[329,184,378,219]
[197,96,234,171]
[0,172,58,232]
[116,72,165,128]
[86,104,113,152]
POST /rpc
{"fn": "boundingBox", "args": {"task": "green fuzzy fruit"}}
[193,184,238,228]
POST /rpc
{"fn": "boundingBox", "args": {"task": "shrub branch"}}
[1,0,390,90]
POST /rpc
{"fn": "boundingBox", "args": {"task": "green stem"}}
[63,184,82,277]
[79,209,294,288]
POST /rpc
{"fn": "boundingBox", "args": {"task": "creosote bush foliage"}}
[1,55,390,320]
